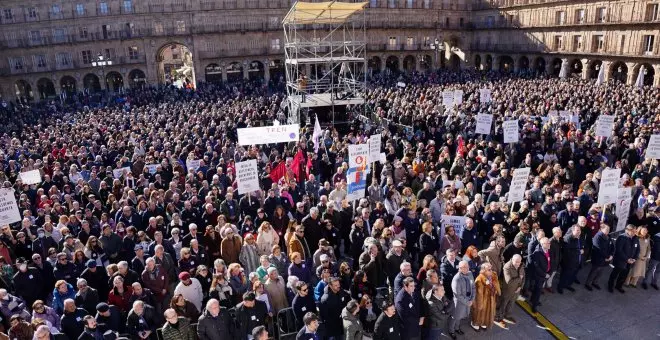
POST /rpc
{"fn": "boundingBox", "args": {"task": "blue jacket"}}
[394,288,421,338]
[460,226,479,252]
[613,234,640,269]
[52,283,76,315]
[591,231,614,267]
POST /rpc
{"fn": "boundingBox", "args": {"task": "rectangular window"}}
[643,35,655,54]
[575,9,585,23]
[11,57,24,70]
[82,50,93,64]
[28,7,37,19]
[553,35,563,50]
[423,0,431,9]
[460,17,464,27]
[29,30,42,43]
[423,36,431,46]
[53,29,66,43]
[76,4,85,15]
[35,55,47,68]
[3,9,13,20]
[128,46,139,59]
[445,17,450,27]
[79,26,88,39]
[388,36,397,47]
[486,16,494,27]
[388,0,396,8]
[406,37,414,46]
[619,35,626,54]
[572,35,582,51]
[592,35,604,52]
[154,22,164,34]
[176,20,186,33]
[555,11,566,25]
[99,2,108,14]
[406,0,413,8]
[52,4,61,15]
[56,52,71,66]
[271,38,280,50]
[103,48,113,59]
[597,7,606,22]
[123,0,133,13]
[370,0,378,7]
[646,4,659,21]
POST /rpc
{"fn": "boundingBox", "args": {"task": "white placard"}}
[442,91,454,107]
[595,115,615,138]
[347,144,369,202]
[186,159,201,172]
[237,124,300,146]
[475,113,493,135]
[145,164,159,175]
[369,135,381,163]
[379,152,387,164]
[19,170,42,185]
[441,215,466,236]
[503,120,519,144]
[112,167,131,179]
[479,89,492,103]
[397,82,406,88]
[616,198,632,232]
[597,168,622,205]
[453,90,463,105]
[0,188,21,226]
[507,167,530,203]
[348,144,369,169]
[645,135,660,159]
[236,159,260,194]
[617,187,632,202]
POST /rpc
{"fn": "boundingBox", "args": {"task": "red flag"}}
[269,162,286,183]
[290,150,304,182]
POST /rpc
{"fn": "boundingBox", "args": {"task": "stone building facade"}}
[0,0,658,100]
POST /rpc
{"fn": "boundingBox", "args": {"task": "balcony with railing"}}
[469,42,546,53]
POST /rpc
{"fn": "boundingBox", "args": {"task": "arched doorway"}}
[106,71,123,92]
[205,64,222,83]
[474,55,482,70]
[248,61,265,80]
[14,80,33,101]
[550,58,562,77]
[403,55,416,73]
[518,56,530,72]
[157,43,195,88]
[36,78,56,99]
[485,55,493,71]
[534,57,546,74]
[588,60,603,79]
[60,76,77,94]
[570,59,583,78]
[634,63,655,86]
[499,55,514,73]
[226,62,243,82]
[448,54,461,70]
[385,56,399,73]
[420,55,432,72]
[269,59,285,82]
[128,69,147,88]
[83,73,102,93]
[368,56,382,75]
[610,61,627,84]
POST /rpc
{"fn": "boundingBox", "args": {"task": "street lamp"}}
[91,53,113,92]
[429,38,446,69]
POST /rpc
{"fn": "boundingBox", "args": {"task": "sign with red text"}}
[237,124,300,145]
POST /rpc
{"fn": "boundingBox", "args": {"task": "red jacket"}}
[107,285,133,314]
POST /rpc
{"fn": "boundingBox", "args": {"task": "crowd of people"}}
[0,68,658,340]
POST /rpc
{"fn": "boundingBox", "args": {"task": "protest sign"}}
[145,164,159,175]
[507,167,530,203]
[598,168,621,205]
[236,159,260,194]
[19,170,42,185]
[503,120,519,144]
[369,135,381,163]
[237,124,300,145]
[475,114,493,135]
[112,167,131,179]
[479,89,492,103]
[0,188,21,225]
[595,115,615,138]
[441,215,466,236]
[186,159,201,172]
[347,144,369,201]
[442,91,454,107]
[645,135,660,159]
[453,90,463,105]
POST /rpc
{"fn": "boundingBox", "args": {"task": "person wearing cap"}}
[131,245,146,275]
[95,302,123,334]
[315,254,336,279]
[174,271,204,313]
[161,308,195,340]
[312,239,336,269]
[386,239,411,287]
[80,259,111,302]
[12,257,43,307]
[236,291,269,339]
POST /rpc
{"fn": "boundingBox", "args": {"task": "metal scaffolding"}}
[282,1,368,125]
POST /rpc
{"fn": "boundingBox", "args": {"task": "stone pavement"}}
[451,265,660,340]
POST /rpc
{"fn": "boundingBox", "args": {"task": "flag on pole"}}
[313,116,322,153]
[635,66,645,88]
[595,64,605,85]
[269,162,286,183]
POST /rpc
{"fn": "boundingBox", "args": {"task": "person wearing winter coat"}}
[11,258,43,308]
[291,281,316,329]
[319,277,350,339]
[196,299,233,340]
[341,300,365,340]
[31,300,60,330]
[264,267,289,314]
[496,255,524,325]
[51,280,76,315]
[239,234,260,274]
[585,224,614,290]
[220,228,242,265]
[173,272,204,313]
[394,277,422,340]
[235,292,269,340]
[424,284,455,340]
[0,289,31,322]
[451,261,475,336]
[477,236,505,276]
[125,301,160,340]
[471,262,501,331]
[256,222,280,256]
[373,301,402,340]
[162,309,195,340]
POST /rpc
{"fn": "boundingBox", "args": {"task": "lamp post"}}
[429,38,445,69]
[91,53,113,92]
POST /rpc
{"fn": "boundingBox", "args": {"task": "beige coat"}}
[264,275,289,314]
[256,229,280,256]
[478,242,504,275]
[471,273,501,328]
[630,237,651,278]
[501,260,524,298]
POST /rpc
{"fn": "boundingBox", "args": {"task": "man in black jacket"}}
[642,231,660,290]
[530,237,552,313]
[196,299,233,340]
[373,301,402,340]
[319,277,349,339]
[60,299,87,340]
[608,225,640,293]
[80,260,111,300]
[440,249,460,299]
[74,279,100,316]
[558,225,583,294]
[12,257,43,307]
[585,224,614,290]
[236,292,269,339]
[395,277,422,340]
[126,300,160,340]
[95,303,123,334]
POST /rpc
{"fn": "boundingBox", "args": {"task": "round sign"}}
[355,156,364,164]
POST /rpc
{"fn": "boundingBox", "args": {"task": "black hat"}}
[96,303,110,313]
